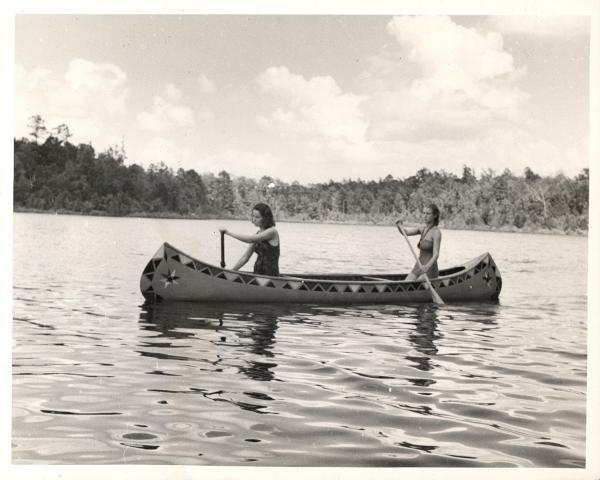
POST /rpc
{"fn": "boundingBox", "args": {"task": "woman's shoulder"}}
[264,226,279,246]
[423,224,440,236]
[260,226,279,239]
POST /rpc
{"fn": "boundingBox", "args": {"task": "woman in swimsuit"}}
[396,203,441,281]
[219,203,280,276]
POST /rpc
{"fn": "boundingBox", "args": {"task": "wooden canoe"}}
[140,242,502,304]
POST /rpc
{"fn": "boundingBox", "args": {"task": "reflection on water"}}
[12,214,588,466]
[12,292,587,467]
[140,303,281,382]
[407,305,441,373]
[13,297,587,466]
[47,301,576,467]
[140,302,449,383]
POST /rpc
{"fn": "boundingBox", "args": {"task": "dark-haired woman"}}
[219,203,280,276]
[396,203,441,281]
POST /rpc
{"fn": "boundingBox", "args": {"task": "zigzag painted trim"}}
[160,247,483,295]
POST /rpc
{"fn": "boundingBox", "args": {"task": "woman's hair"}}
[253,203,276,229]
[428,203,441,226]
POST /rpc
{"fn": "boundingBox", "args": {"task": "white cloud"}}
[61,58,128,116]
[257,66,375,161]
[136,86,195,133]
[484,133,586,177]
[483,16,589,37]
[196,107,215,123]
[141,136,173,165]
[14,59,129,145]
[363,16,529,143]
[365,127,585,180]
[138,136,195,169]
[204,149,280,178]
[136,83,215,132]
[164,83,183,102]
[257,108,311,136]
[565,146,588,175]
[198,74,216,94]
[16,64,52,90]
[387,16,516,87]
[65,58,127,93]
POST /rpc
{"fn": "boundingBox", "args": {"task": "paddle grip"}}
[220,231,226,268]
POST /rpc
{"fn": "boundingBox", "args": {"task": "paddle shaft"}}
[220,231,226,268]
[397,225,444,305]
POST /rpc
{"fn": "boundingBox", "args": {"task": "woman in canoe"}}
[396,203,441,281]
[219,203,280,276]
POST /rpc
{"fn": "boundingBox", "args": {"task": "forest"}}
[14,116,589,233]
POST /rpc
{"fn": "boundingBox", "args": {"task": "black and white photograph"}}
[2,0,599,479]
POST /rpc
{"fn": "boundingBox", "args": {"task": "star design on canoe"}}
[160,269,180,288]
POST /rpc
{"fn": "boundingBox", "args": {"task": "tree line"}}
[14,116,589,233]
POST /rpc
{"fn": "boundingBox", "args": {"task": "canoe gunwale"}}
[140,242,502,303]
[156,242,479,283]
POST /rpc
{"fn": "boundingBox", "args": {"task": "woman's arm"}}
[220,227,277,244]
[395,220,421,236]
[421,229,442,274]
[231,243,256,271]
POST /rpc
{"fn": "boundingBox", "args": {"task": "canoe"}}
[140,242,502,304]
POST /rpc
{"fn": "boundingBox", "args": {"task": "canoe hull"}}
[140,243,502,304]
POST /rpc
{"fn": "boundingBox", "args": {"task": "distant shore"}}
[13,207,588,236]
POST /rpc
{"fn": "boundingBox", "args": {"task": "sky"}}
[12,11,591,183]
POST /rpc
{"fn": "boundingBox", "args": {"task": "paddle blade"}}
[429,284,444,305]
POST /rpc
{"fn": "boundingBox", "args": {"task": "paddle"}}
[220,230,226,268]
[396,222,444,305]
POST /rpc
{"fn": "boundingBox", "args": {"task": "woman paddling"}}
[219,203,280,276]
[396,203,441,281]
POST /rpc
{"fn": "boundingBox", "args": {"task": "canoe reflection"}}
[139,302,299,382]
[139,302,500,387]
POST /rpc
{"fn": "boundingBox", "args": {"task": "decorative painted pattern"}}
[141,243,502,303]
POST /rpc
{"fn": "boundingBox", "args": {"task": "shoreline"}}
[13,207,588,237]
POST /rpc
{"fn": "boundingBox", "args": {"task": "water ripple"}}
[12,216,587,466]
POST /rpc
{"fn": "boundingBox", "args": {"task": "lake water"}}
[11,212,588,467]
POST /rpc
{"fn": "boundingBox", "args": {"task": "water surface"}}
[12,213,587,466]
